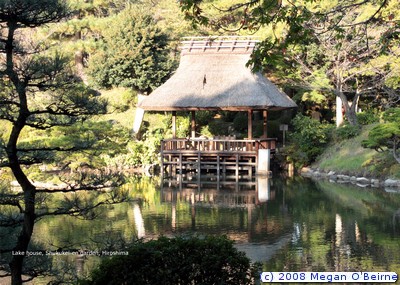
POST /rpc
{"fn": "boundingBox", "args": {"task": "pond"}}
[2,174,400,283]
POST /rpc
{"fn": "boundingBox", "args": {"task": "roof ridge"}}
[180,36,259,54]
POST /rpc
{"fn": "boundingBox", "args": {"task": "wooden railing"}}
[161,138,276,154]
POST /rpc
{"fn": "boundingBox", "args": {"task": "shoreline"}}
[300,167,400,190]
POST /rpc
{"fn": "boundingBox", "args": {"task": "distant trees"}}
[0,1,128,284]
[276,8,395,126]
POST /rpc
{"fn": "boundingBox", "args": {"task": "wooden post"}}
[179,153,182,174]
[160,140,164,175]
[217,154,220,177]
[235,153,239,180]
[263,110,268,138]
[191,111,196,138]
[172,111,177,139]
[247,110,253,139]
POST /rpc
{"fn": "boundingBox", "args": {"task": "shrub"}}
[286,114,334,167]
[362,108,400,164]
[233,112,248,132]
[356,111,379,125]
[333,124,361,141]
[82,235,260,285]
[381,107,400,123]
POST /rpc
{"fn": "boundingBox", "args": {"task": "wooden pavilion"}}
[138,36,297,177]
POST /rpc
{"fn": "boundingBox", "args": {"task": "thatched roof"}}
[138,37,297,111]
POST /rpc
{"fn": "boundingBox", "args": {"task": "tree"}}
[178,0,400,126]
[49,0,132,83]
[0,1,127,284]
[285,114,333,167]
[278,13,390,126]
[178,0,393,34]
[87,6,175,94]
[362,108,400,163]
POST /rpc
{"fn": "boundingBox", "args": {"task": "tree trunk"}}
[346,109,358,126]
[6,108,36,285]
[336,95,344,127]
[75,50,88,85]
[335,89,359,126]
[9,189,36,284]
[393,136,400,164]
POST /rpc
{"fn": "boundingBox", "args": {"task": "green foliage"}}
[362,108,400,163]
[82,235,260,285]
[362,122,400,150]
[286,114,334,167]
[13,120,130,170]
[87,6,175,92]
[124,126,167,167]
[200,125,213,137]
[315,124,398,178]
[332,124,361,142]
[233,112,248,133]
[381,107,400,123]
[356,111,380,125]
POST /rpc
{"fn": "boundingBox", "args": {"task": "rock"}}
[330,175,338,181]
[370,179,380,187]
[342,175,350,181]
[384,179,400,188]
[337,175,350,181]
[301,167,312,173]
[356,177,370,185]
[327,171,335,176]
[300,167,313,177]
[385,187,400,193]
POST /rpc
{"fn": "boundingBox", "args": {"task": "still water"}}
[26,175,400,281]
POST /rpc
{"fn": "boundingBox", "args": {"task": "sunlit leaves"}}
[87,6,175,93]
[286,114,334,167]
[362,108,400,163]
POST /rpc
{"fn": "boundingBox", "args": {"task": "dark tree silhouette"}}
[0,1,128,284]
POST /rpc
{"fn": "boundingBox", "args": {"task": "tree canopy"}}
[87,6,176,93]
[362,108,400,163]
[178,0,400,126]
[0,1,128,284]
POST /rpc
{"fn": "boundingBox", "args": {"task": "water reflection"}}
[3,175,399,282]
[133,204,145,238]
[138,176,400,273]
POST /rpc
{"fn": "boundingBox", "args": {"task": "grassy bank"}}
[313,125,400,179]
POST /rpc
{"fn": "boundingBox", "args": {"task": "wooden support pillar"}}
[191,111,196,138]
[263,110,268,138]
[247,109,253,139]
[172,111,177,139]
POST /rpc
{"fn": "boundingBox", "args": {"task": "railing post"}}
[160,140,164,175]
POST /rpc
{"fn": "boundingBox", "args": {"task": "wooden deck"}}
[160,138,276,177]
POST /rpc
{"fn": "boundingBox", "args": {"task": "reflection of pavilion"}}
[129,176,295,263]
[157,176,286,242]
[161,175,274,205]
